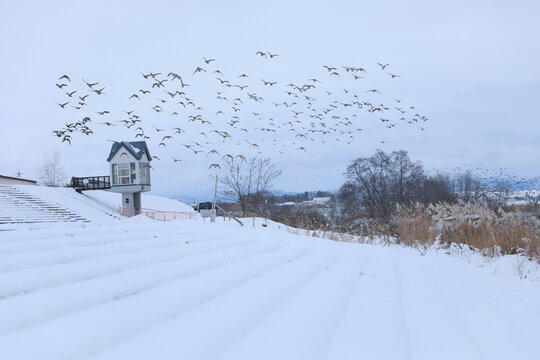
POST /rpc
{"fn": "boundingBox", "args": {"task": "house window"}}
[130,163,136,183]
[111,164,118,185]
[118,163,131,184]
[140,162,150,184]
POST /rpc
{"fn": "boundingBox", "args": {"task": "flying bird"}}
[83,79,99,88]
[56,101,69,108]
[193,66,206,75]
[93,87,106,95]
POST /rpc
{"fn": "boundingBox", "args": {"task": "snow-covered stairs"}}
[0,185,89,225]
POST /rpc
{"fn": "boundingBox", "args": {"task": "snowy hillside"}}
[0,186,539,359]
[0,185,196,230]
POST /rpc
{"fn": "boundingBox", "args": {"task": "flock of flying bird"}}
[53,51,429,171]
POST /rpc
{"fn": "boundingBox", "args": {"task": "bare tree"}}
[221,156,281,215]
[525,191,540,211]
[39,151,67,187]
[342,150,425,222]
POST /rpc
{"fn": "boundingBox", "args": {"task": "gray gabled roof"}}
[107,141,151,162]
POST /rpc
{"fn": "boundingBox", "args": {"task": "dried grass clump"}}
[395,201,540,261]
[395,203,438,248]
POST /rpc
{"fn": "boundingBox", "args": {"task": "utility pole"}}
[211,174,218,223]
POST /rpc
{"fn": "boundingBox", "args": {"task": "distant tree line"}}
[336,149,534,225]
[219,151,539,227]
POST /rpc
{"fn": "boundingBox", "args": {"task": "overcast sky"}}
[1,0,539,200]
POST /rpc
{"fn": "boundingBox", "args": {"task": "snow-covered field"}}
[0,186,539,359]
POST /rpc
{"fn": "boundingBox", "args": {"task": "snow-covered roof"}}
[0,175,37,184]
[311,197,331,204]
[276,201,296,206]
[107,141,151,162]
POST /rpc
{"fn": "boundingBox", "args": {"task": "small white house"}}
[106,141,152,211]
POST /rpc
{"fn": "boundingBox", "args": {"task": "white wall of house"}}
[109,149,151,187]
[0,177,36,185]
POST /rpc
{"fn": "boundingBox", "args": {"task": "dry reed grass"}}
[396,202,540,261]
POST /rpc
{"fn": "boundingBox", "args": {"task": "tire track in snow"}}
[213,250,345,360]
[232,251,370,360]
[390,259,413,360]
[210,251,369,360]
[319,255,371,360]
[0,241,305,360]
[313,250,410,360]
[396,259,487,360]
[90,246,339,360]
[429,266,540,358]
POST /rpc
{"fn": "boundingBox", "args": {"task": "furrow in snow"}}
[427,265,540,358]
[0,240,304,360]
[217,250,366,360]
[0,238,261,334]
[0,235,248,298]
[94,247,342,360]
[0,228,214,273]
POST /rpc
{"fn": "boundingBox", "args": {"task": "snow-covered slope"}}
[0,218,539,360]
[0,185,196,230]
[83,189,197,213]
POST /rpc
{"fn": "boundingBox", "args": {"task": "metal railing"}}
[119,206,195,221]
[215,204,244,226]
[70,176,111,192]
